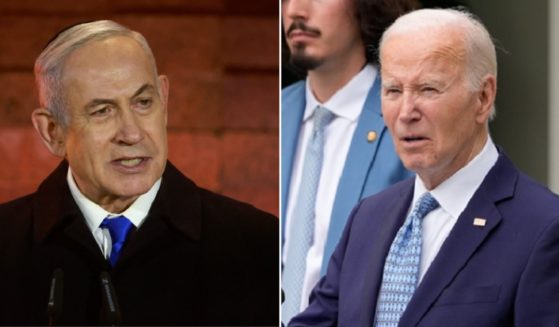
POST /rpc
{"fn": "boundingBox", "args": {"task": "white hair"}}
[380,8,497,119]
[34,20,158,127]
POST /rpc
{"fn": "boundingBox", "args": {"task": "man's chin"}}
[400,156,427,174]
[290,53,324,71]
[110,176,157,197]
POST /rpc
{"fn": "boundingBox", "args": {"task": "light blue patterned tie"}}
[374,193,440,327]
[282,106,335,324]
[100,215,134,267]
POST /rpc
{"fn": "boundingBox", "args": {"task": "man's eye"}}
[385,88,401,95]
[136,98,153,109]
[421,86,439,94]
[91,107,111,116]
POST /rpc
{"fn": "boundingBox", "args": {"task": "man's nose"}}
[114,109,144,145]
[398,92,421,123]
[283,0,310,21]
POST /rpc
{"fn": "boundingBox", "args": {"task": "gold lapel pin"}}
[473,217,486,227]
[367,131,377,142]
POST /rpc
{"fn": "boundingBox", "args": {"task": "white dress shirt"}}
[284,65,377,310]
[411,137,499,282]
[67,168,161,259]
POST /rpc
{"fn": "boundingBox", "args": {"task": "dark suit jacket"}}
[290,152,559,326]
[0,161,279,326]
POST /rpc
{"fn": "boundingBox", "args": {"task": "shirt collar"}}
[67,167,161,231]
[413,137,499,219]
[303,64,377,122]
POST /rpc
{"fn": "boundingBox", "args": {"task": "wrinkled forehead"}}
[64,37,157,86]
[380,28,469,84]
[60,36,159,100]
[381,27,467,67]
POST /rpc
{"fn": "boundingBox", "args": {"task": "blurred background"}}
[0,0,279,215]
[283,0,559,193]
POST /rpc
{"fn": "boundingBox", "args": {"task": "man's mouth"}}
[288,30,319,39]
[286,21,320,39]
[403,136,428,142]
[114,157,147,167]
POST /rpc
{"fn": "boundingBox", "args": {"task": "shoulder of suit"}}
[0,191,34,209]
[356,177,414,210]
[0,193,35,246]
[198,187,277,225]
[162,161,277,227]
[511,171,559,216]
[0,193,35,218]
[281,80,305,100]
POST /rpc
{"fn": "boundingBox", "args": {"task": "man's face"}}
[381,28,492,189]
[59,36,168,211]
[282,0,363,71]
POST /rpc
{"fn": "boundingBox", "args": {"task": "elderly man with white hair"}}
[288,8,559,327]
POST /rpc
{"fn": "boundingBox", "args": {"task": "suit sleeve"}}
[514,216,559,325]
[288,201,364,327]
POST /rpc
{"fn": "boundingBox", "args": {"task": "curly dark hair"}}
[356,0,419,64]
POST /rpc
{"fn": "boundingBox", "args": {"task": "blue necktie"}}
[282,106,335,324]
[374,193,440,327]
[100,215,134,267]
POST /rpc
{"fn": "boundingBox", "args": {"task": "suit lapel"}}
[116,212,169,268]
[117,162,202,268]
[322,74,388,272]
[64,217,109,267]
[400,153,517,326]
[358,181,414,327]
[280,82,306,241]
[33,161,108,268]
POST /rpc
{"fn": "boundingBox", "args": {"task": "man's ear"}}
[475,74,497,124]
[158,75,169,125]
[31,108,67,157]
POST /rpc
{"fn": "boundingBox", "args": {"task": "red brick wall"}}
[0,0,279,215]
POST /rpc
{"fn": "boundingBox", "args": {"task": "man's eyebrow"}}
[381,80,398,88]
[85,84,156,108]
[86,98,117,108]
[132,84,156,98]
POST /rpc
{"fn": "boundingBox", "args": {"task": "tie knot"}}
[100,215,133,241]
[313,106,335,132]
[413,193,440,220]
[100,216,134,247]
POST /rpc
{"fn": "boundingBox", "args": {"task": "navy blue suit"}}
[290,152,559,326]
